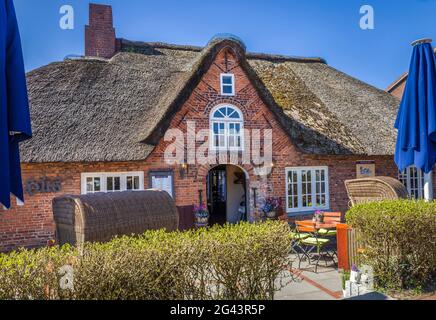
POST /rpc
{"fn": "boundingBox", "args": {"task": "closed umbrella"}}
[395,39,436,200]
[0,0,32,209]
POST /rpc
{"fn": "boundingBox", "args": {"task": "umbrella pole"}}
[424,172,433,201]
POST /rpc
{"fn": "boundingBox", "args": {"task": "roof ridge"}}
[246,52,326,64]
[119,38,327,64]
[120,39,203,52]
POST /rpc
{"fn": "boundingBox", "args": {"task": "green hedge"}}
[0,221,292,300]
[346,200,436,291]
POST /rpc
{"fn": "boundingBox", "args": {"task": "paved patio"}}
[276,254,394,300]
[276,255,343,300]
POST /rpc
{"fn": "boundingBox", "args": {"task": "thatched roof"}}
[21,37,400,163]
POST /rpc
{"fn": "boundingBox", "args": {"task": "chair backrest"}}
[345,177,408,207]
[295,221,316,233]
[323,212,342,223]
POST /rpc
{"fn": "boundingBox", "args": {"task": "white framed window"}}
[399,166,425,199]
[126,175,141,191]
[220,73,235,96]
[106,175,122,193]
[84,176,102,194]
[149,171,174,198]
[286,167,330,213]
[81,172,144,195]
[210,105,244,151]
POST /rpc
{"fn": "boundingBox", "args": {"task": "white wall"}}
[226,166,246,224]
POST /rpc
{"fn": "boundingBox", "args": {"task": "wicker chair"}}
[345,176,409,207]
[52,190,179,246]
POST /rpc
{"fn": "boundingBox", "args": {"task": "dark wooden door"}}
[207,166,227,225]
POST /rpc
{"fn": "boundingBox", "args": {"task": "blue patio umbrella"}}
[395,39,436,175]
[0,0,32,209]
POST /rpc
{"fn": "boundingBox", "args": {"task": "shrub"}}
[346,200,436,291]
[0,221,292,300]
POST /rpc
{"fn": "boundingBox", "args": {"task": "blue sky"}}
[13,0,436,89]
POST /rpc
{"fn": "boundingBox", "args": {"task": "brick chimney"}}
[85,4,117,58]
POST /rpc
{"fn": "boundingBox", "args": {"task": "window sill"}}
[286,209,331,217]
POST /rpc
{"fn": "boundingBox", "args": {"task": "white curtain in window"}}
[151,175,173,198]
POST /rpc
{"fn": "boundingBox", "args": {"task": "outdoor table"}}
[299,220,338,230]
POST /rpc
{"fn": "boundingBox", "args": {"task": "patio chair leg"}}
[293,242,305,270]
[313,246,323,273]
[314,254,321,273]
[326,249,338,266]
[296,249,302,270]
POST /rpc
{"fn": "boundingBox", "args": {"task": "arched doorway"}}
[206,165,249,225]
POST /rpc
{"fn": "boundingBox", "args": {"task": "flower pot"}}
[195,215,209,228]
[196,216,209,224]
[266,211,276,219]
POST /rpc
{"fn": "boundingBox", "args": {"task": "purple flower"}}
[314,211,324,221]
[351,264,359,272]
[260,197,282,213]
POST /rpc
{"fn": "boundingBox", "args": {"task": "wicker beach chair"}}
[52,190,179,246]
[345,176,409,207]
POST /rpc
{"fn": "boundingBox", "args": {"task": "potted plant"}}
[313,210,324,223]
[261,197,282,219]
[350,264,361,283]
[194,204,209,228]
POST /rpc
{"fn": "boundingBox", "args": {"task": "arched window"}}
[210,105,244,150]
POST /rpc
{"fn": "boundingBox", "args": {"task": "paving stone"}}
[276,255,342,300]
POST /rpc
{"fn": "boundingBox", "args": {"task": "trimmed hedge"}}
[346,200,436,291]
[0,221,292,300]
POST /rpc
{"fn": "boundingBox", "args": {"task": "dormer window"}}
[221,74,235,96]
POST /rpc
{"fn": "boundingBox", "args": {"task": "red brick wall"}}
[0,44,407,252]
[0,162,145,252]
[85,4,116,58]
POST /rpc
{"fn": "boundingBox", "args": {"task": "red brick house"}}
[0,4,430,252]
